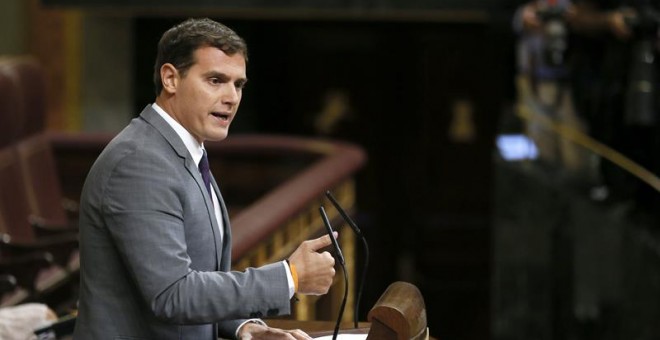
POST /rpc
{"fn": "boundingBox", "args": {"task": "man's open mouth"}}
[211,112,230,121]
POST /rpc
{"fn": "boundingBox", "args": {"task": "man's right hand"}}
[287,233,337,295]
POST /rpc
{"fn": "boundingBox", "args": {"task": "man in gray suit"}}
[73,18,337,340]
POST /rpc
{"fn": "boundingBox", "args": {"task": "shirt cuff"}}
[235,319,267,339]
[282,260,295,298]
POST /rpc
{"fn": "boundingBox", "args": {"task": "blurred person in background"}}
[567,0,659,217]
[513,0,591,176]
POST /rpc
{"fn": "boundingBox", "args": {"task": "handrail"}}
[46,131,116,149]
[514,76,660,193]
[205,135,367,259]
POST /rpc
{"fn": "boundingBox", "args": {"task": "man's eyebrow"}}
[202,71,247,83]
[202,71,230,79]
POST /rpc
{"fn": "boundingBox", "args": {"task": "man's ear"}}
[160,63,179,94]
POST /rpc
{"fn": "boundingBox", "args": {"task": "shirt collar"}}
[152,103,205,165]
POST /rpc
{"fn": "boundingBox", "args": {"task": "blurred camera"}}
[537,6,568,67]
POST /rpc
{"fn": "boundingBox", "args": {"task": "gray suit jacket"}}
[73,105,290,340]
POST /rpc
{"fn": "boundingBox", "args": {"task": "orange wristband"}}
[288,260,298,293]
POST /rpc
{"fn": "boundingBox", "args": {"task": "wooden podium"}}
[268,281,432,340]
[36,281,431,339]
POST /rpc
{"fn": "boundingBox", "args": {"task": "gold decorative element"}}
[448,99,476,143]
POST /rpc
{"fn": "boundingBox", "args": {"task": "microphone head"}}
[325,190,363,237]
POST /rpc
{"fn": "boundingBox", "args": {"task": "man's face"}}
[167,46,247,143]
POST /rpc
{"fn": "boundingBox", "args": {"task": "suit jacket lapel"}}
[139,105,225,270]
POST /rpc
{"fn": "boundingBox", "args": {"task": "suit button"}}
[267,309,279,316]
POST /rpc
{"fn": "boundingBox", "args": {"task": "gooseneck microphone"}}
[319,205,348,340]
[325,190,369,329]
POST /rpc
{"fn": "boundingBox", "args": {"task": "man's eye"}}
[209,78,221,85]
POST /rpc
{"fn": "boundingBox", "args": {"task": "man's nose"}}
[221,84,240,104]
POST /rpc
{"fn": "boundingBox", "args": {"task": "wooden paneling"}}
[27,0,81,131]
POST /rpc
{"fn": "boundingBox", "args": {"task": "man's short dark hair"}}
[153,18,248,96]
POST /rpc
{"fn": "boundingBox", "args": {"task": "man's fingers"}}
[305,231,338,252]
[287,328,313,340]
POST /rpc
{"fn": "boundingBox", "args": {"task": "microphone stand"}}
[319,206,348,340]
[325,190,369,329]
[334,259,349,340]
[353,233,369,328]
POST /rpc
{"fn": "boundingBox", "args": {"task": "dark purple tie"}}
[198,150,213,199]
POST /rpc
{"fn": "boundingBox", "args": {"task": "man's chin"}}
[206,131,229,142]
